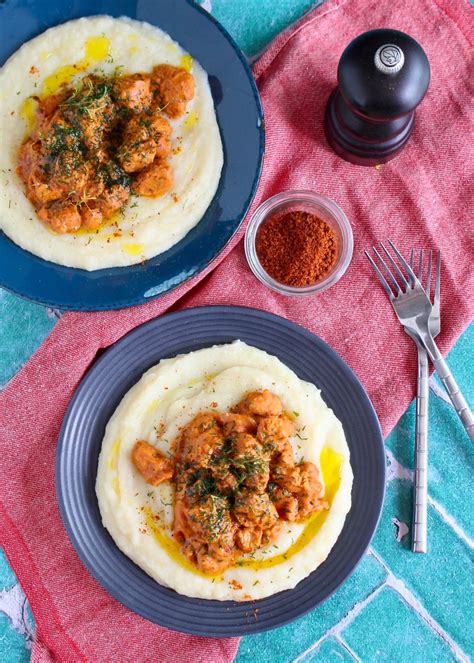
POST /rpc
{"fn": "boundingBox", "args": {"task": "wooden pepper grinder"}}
[324,29,430,165]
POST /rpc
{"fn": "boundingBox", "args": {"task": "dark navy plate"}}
[0,1,263,310]
[56,306,385,636]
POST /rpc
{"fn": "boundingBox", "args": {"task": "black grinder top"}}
[324,29,430,165]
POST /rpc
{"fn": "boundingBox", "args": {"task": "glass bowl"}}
[244,190,353,296]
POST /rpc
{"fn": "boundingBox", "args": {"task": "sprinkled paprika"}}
[255,211,338,287]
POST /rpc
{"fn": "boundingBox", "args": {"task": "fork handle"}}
[413,345,429,553]
[422,337,474,442]
[433,355,474,441]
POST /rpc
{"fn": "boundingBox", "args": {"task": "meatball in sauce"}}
[17,65,194,233]
[131,390,328,575]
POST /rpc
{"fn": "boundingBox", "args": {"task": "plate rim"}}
[55,304,386,637]
[0,1,264,311]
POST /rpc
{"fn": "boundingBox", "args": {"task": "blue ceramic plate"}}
[0,1,263,310]
[56,306,385,636]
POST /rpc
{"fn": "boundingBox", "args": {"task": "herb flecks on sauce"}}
[131,390,329,576]
[17,62,194,234]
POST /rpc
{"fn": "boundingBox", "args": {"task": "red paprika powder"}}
[255,210,338,287]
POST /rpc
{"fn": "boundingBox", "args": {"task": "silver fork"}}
[405,250,440,553]
[365,241,474,445]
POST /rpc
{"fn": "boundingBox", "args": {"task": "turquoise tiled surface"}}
[212,0,317,57]
[301,637,354,663]
[235,555,386,663]
[372,479,474,652]
[342,587,457,663]
[0,613,30,663]
[1,1,473,662]
[0,550,18,589]
[0,290,56,387]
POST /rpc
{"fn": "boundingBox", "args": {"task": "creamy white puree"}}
[96,341,353,601]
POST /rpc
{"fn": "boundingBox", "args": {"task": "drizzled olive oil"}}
[180,55,193,72]
[121,243,144,257]
[19,97,38,133]
[108,438,121,497]
[144,508,223,581]
[40,36,111,97]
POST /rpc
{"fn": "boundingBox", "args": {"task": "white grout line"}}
[427,496,474,549]
[292,582,387,663]
[369,548,470,663]
[334,634,362,662]
[294,544,471,663]
[46,307,62,320]
[385,449,413,482]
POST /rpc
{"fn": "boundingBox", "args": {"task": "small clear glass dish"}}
[244,190,353,296]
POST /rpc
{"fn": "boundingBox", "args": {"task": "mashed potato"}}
[0,16,223,270]
[96,342,353,601]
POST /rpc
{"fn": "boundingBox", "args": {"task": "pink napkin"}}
[1,0,473,660]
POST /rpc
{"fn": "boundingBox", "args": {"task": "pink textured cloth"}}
[1,0,473,661]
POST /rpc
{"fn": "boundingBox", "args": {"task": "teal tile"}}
[0,290,56,388]
[372,479,474,653]
[342,587,456,663]
[235,555,386,663]
[385,405,415,472]
[212,0,322,57]
[0,548,35,663]
[0,548,19,589]
[386,323,474,539]
[0,612,30,663]
[300,636,354,662]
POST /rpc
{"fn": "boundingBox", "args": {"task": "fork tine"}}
[373,247,401,293]
[364,250,394,299]
[409,249,423,285]
[425,250,432,300]
[387,240,418,284]
[409,249,415,285]
[380,242,409,287]
[434,249,441,304]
